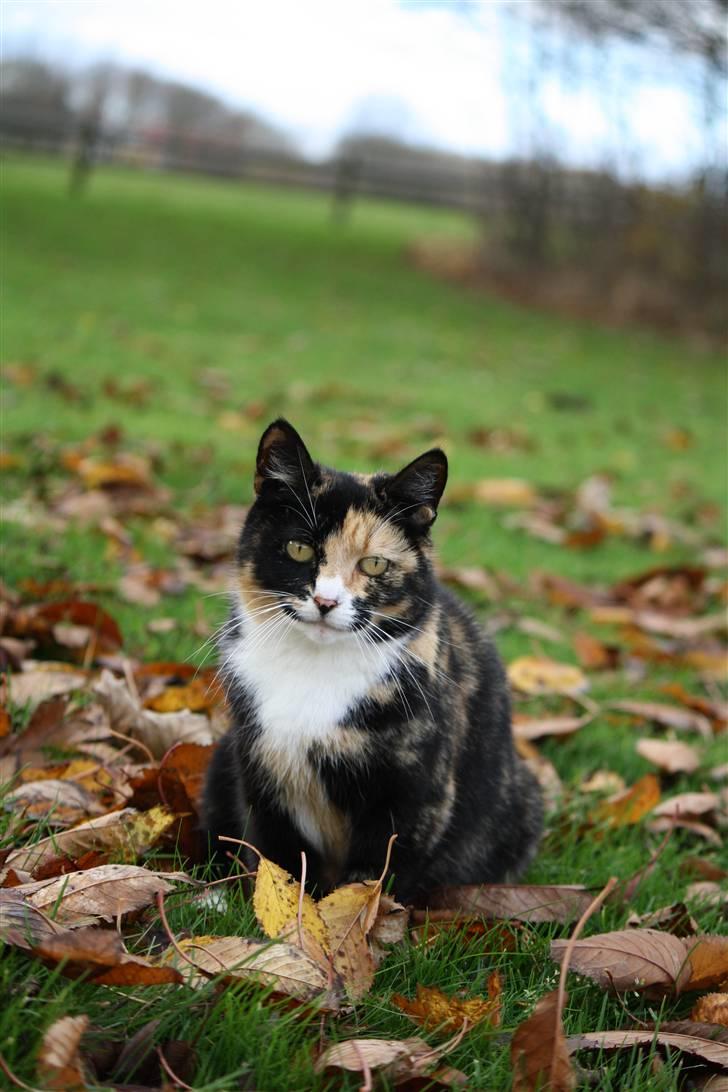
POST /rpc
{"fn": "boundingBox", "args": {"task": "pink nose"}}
[313,595,338,615]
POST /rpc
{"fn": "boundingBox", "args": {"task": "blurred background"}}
[3,0,727,335]
[2,0,727,662]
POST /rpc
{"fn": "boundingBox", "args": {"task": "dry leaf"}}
[4,667,87,709]
[626,902,697,937]
[315,1030,464,1083]
[0,889,66,948]
[173,934,342,1007]
[33,925,183,985]
[513,713,592,741]
[450,478,537,507]
[94,669,212,758]
[318,881,382,1000]
[636,738,701,774]
[253,855,329,950]
[611,701,713,740]
[37,1014,90,1091]
[692,993,728,1026]
[684,936,728,991]
[550,928,692,994]
[567,1023,728,1068]
[428,884,595,924]
[652,791,720,820]
[8,863,190,927]
[393,974,501,1034]
[511,988,575,1092]
[594,774,661,827]
[508,657,589,696]
[4,778,107,825]
[370,893,409,966]
[6,806,177,876]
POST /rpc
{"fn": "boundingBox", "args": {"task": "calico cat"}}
[203,419,543,904]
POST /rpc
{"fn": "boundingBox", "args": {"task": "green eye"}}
[286,540,314,562]
[358,556,389,577]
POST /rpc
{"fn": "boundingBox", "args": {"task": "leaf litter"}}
[2,436,727,1089]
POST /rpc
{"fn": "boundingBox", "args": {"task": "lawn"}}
[1,156,726,1090]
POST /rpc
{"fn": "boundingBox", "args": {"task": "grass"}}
[1,155,726,1090]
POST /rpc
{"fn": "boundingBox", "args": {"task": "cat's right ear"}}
[254,419,316,496]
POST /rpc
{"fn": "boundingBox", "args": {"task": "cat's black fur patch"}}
[203,419,543,903]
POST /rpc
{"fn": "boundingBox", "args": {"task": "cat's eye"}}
[358,556,389,577]
[286,540,314,562]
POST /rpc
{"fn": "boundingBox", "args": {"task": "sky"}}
[1,0,719,179]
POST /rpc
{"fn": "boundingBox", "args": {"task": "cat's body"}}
[203,420,543,903]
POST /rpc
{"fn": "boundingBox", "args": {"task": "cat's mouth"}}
[288,608,352,644]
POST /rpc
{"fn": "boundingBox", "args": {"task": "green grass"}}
[1,155,726,1090]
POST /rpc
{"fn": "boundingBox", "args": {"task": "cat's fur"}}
[203,419,543,903]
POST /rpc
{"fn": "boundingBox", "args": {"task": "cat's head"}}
[236,418,447,646]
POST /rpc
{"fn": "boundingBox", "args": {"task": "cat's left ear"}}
[254,418,316,495]
[382,448,448,529]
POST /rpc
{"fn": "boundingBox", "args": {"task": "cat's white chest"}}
[226,618,400,770]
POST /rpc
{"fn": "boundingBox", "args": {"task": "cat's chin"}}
[295,619,350,646]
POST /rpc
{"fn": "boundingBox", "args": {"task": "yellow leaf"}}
[253,856,328,950]
[594,774,661,828]
[318,882,380,1000]
[507,657,589,696]
[392,975,502,1035]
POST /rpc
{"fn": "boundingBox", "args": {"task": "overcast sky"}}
[2,0,716,178]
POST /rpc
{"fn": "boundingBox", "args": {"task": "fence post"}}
[68,110,100,196]
[331,155,360,223]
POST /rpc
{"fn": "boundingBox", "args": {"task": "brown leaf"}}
[449,478,537,507]
[511,989,575,1092]
[508,657,589,696]
[550,928,692,994]
[33,925,183,985]
[315,1030,465,1083]
[393,975,501,1035]
[8,863,190,927]
[573,632,620,670]
[3,668,86,711]
[567,1023,728,1068]
[0,889,66,948]
[651,791,721,820]
[692,993,728,1026]
[318,881,381,1000]
[513,712,592,741]
[173,934,342,1007]
[611,701,713,739]
[626,902,697,937]
[636,738,701,774]
[593,774,661,827]
[37,1014,90,1091]
[684,936,728,991]
[145,676,222,714]
[94,669,213,758]
[428,884,595,924]
[370,893,409,966]
[6,806,177,876]
[4,778,108,825]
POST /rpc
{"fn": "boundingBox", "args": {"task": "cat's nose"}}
[313,595,338,616]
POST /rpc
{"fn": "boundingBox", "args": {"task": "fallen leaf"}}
[567,1022,728,1068]
[636,738,701,774]
[513,713,592,741]
[0,889,66,948]
[437,566,500,598]
[684,936,728,991]
[370,893,409,966]
[511,989,575,1092]
[593,774,661,827]
[253,855,328,951]
[692,993,728,1026]
[449,478,537,507]
[4,778,107,825]
[94,669,213,758]
[392,975,501,1034]
[37,1014,90,1091]
[318,881,381,1000]
[573,632,620,670]
[145,676,221,714]
[6,806,177,875]
[33,925,183,985]
[686,882,727,908]
[428,884,595,924]
[651,791,720,820]
[550,928,692,994]
[626,902,697,936]
[6,863,190,927]
[315,1029,465,1083]
[173,934,342,1007]
[3,667,87,710]
[508,657,589,696]
[611,701,713,739]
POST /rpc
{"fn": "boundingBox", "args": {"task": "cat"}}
[202,418,543,904]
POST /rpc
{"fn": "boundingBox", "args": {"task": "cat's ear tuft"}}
[254,418,315,495]
[383,448,448,529]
